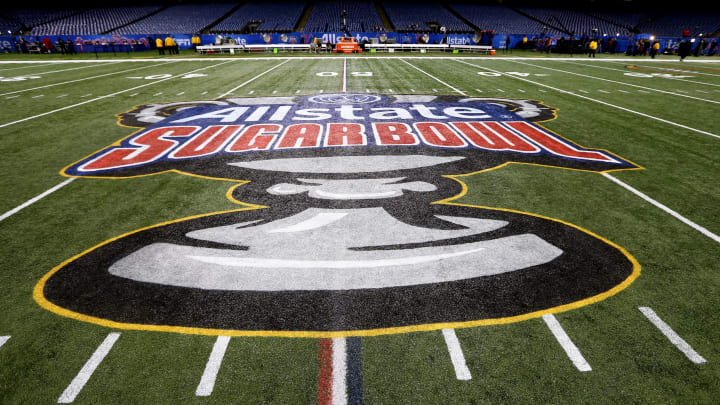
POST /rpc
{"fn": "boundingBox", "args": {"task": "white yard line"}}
[629,64,720,78]
[400,59,466,95]
[0,62,56,72]
[217,59,290,98]
[57,332,120,403]
[0,62,175,97]
[331,337,348,405]
[0,60,234,129]
[195,336,231,397]
[638,307,707,364]
[542,315,591,372]
[563,61,720,88]
[442,329,472,380]
[602,173,720,243]
[342,57,347,93]
[0,336,9,349]
[510,60,720,105]
[0,178,75,222]
[454,59,720,140]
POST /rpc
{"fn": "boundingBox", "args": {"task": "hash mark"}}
[497,89,504,92]
[153,92,162,96]
[58,333,120,403]
[442,329,471,380]
[272,90,277,94]
[57,94,67,98]
[296,90,301,94]
[598,90,610,93]
[475,89,483,93]
[432,88,438,92]
[129,93,138,97]
[637,90,650,94]
[6,95,20,99]
[248,90,255,94]
[81,94,92,98]
[639,307,707,364]
[618,89,629,93]
[518,89,525,93]
[201,91,208,95]
[543,314,591,372]
[196,336,231,396]
[0,336,9,349]
[578,90,589,93]
[32,94,44,98]
[177,92,184,96]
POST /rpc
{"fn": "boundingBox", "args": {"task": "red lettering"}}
[275,124,322,149]
[506,121,616,162]
[80,126,197,171]
[171,125,243,158]
[372,122,418,145]
[226,124,282,152]
[451,121,538,152]
[415,122,466,147]
[326,123,366,146]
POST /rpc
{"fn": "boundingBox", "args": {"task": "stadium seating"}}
[449,4,548,35]
[31,7,162,35]
[210,1,304,33]
[513,7,622,36]
[302,1,385,33]
[382,2,471,32]
[636,12,720,37]
[111,3,236,35]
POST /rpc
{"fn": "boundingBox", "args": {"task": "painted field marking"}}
[0,62,175,97]
[24,62,121,77]
[578,89,589,93]
[0,178,75,222]
[637,90,650,94]
[697,90,708,93]
[272,90,277,94]
[0,61,234,130]
[248,90,255,95]
[332,337,348,405]
[296,90,301,94]
[57,332,120,403]
[618,89,629,93]
[177,91,184,96]
[342,57,347,93]
[630,64,720,78]
[400,59,465,95]
[366,88,370,93]
[603,173,720,243]
[442,329,472,380]
[475,89,483,92]
[129,93,137,97]
[598,89,610,93]
[542,315,591,372]
[410,88,416,92]
[57,94,67,98]
[195,336,231,397]
[153,92,163,96]
[639,307,707,364]
[562,61,720,87]
[201,91,208,95]
[539,89,547,92]
[510,60,720,105]
[217,59,290,98]
[80,94,92,98]
[320,89,325,93]
[497,88,504,92]
[0,336,9,349]
[518,89,525,93]
[454,59,720,140]
[387,88,394,92]
[31,94,44,98]
[675,89,688,94]
[0,62,56,72]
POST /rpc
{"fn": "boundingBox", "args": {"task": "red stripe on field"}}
[318,338,333,405]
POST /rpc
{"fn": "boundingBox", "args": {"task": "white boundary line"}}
[217,59,290,98]
[2,57,720,63]
[638,307,707,364]
[602,173,720,243]
[57,332,120,403]
[542,315,592,372]
[195,336,231,397]
[331,337,348,405]
[342,57,347,93]
[400,59,466,95]
[0,60,235,129]
[0,61,176,97]
[454,59,720,140]
[626,63,720,78]
[562,60,720,88]
[0,178,75,222]
[0,62,57,72]
[442,329,472,380]
[0,336,10,349]
[510,60,720,105]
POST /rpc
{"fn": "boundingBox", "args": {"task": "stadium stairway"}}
[102,5,169,35]
[445,5,480,32]
[295,2,313,31]
[203,3,246,34]
[509,6,568,35]
[375,1,394,31]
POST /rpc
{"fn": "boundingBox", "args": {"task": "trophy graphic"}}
[38,94,640,336]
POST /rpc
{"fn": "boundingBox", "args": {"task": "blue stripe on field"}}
[346,337,364,405]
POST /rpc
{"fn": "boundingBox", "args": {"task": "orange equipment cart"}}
[333,37,362,53]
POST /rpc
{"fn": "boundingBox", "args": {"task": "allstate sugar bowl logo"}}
[36,94,640,337]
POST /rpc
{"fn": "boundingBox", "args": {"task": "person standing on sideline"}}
[156,36,164,55]
[678,39,691,61]
[191,34,201,51]
[164,35,173,55]
[588,38,597,57]
[650,40,660,58]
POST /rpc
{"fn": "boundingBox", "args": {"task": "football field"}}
[0,53,719,403]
